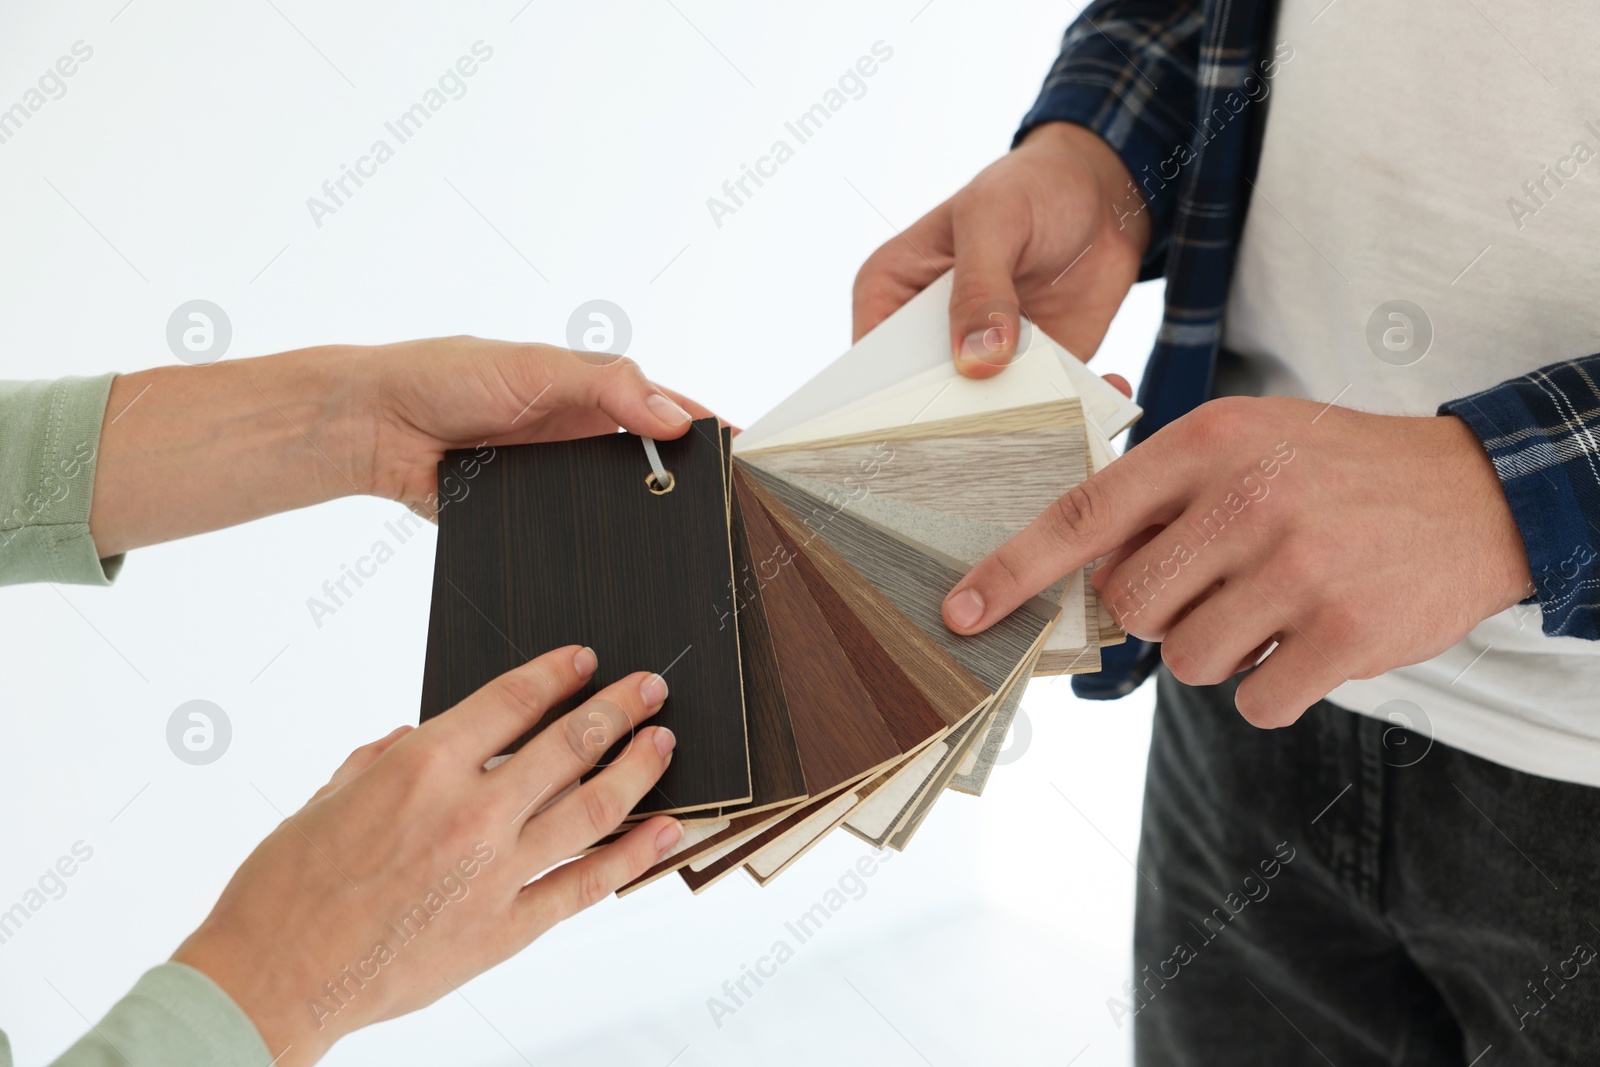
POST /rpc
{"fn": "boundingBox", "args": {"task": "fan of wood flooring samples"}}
[417,273,1139,893]
[418,421,751,818]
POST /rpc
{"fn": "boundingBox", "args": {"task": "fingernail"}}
[647,392,691,425]
[655,818,683,855]
[946,588,985,631]
[640,673,668,708]
[652,726,677,758]
[573,646,598,676]
[958,327,1012,369]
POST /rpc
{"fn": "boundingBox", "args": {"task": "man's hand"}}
[852,121,1149,377]
[173,645,683,1066]
[941,397,1535,725]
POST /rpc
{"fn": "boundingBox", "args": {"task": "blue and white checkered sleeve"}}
[1442,356,1600,641]
[1014,0,1204,281]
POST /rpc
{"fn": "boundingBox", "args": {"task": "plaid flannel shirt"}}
[1018,0,1600,699]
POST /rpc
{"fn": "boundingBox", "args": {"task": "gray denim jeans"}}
[1132,668,1600,1065]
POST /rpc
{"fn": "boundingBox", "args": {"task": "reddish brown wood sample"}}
[616,804,793,896]
[742,472,987,750]
[608,486,814,891]
[729,467,901,791]
[741,462,1058,692]
[714,476,807,815]
[679,779,864,893]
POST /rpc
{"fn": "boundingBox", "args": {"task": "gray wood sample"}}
[949,668,1031,796]
[750,466,1075,634]
[738,463,1059,692]
[749,427,1087,531]
[889,659,1034,850]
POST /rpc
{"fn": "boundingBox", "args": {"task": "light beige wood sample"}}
[753,430,1085,532]
[663,818,730,858]
[842,740,950,839]
[744,401,1089,538]
[734,269,1139,455]
[744,398,1086,454]
[615,806,797,896]
[683,777,866,894]
[735,318,1075,454]
[745,789,862,883]
[736,311,1139,455]
[885,653,1038,849]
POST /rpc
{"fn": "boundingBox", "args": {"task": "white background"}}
[0,2,1166,1064]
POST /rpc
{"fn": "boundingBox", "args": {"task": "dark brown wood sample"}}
[728,467,902,792]
[617,803,794,896]
[680,779,864,894]
[672,446,995,892]
[612,485,910,890]
[715,475,807,816]
[739,461,1059,692]
[419,420,749,816]
[741,472,987,749]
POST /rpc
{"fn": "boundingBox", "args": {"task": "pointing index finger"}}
[941,440,1182,634]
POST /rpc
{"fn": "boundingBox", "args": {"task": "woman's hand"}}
[348,337,716,517]
[88,337,716,555]
[852,121,1150,377]
[173,645,683,1067]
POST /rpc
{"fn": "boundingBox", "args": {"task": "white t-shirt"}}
[1221,0,1600,785]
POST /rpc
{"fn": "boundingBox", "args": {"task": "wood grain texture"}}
[748,465,1094,666]
[845,645,1038,849]
[750,398,1099,664]
[843,710,983,849]
[745,398,1085,454]
[735,733,946,876]
[1093,585,1126,646]
[1034,593,1104,675]
[716,477,807,815]
[743,401,1091,659]
[688,820,773,871]
[419,419,749,816]
[745,789,862,884]
[733,271,1137,452]
[728,467,900,792]
[739,355,1098,456]
[1037,586,1125,665]
[948,668,1031,796]
[616,804,794,896]
[679,778,865,893]
[841,740,950,841]
[748,399,1087,543]
[888,716,991,850]
[744,356,1067,453]
[750,426,1086,531]
[889,656,1036,850]
[845,765,896,807]
[742,473,987,747]
[739,463,1058,692]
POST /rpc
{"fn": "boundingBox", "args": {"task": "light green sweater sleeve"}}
[0,386,273,1066]
[0,377,272,1063]
[0,374,123,586]
[23,963,273,1067]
